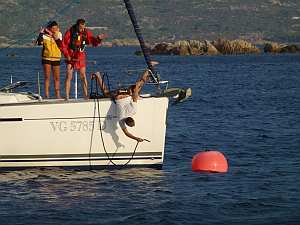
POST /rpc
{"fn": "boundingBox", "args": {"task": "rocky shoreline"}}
[146,39,260,56]
[135,39,300,56]
[1,37,300,56]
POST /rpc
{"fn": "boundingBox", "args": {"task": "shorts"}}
[42,59,61,66]
[66,58,86,69]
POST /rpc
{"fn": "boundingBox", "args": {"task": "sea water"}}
[0,47,299,225]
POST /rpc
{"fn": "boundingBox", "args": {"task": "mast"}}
[123,0,159,84]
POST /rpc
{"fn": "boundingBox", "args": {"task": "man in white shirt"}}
[93,67,154,142]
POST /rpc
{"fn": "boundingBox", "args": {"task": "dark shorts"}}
[42,59,61,66]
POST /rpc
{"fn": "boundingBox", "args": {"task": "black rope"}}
[95,96,140,167]
[89,73,101,99]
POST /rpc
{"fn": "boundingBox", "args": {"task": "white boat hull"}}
[0,97,168,169]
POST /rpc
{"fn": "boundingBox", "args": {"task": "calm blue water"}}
[0,47,299,225]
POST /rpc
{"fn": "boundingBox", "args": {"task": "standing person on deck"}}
[55,18,108,100]
[36,21,62,99]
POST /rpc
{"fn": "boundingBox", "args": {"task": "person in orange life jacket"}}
[36,21,62,99]
[55,19,108,100]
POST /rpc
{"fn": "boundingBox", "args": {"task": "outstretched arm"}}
[119,120,143,142]
[87,30,108,47]
[121,127,144,142]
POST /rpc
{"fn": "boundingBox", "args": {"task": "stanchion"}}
[37,72,41,96]
[74,70,78,99]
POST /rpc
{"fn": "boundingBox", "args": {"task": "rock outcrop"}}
[280,44,300,53]
[0,36,10,48]
[141,39,260,56]
[264,42,300,53]
[148,40,220,56]
[150,42,176,55]
[263,42,286,53]
[134,40,300,56]
[205,40,220,55]
[174,40,206,56]
[212,38,260,54]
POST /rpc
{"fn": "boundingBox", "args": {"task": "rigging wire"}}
[123,0,159,84]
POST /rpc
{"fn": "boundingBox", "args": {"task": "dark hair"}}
[47,21,58,28]
[76,18,86,25]
[125,117,135,127]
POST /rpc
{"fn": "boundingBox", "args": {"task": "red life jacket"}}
[69,25,87,52]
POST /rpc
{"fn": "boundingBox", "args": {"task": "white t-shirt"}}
[115,96,137,128]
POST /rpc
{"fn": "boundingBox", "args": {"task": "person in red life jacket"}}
[55,18,108,100]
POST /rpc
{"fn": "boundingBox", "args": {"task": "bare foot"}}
[150,61,159,66]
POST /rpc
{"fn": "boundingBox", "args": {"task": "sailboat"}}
[0,0,189,170]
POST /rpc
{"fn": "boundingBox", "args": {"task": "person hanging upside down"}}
[54,18,108,100]
[92,63,158,142]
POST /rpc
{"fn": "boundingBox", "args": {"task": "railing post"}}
[74,70,78,99]
[37,72,41,96]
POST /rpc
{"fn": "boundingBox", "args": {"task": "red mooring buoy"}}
[192,151,228,173]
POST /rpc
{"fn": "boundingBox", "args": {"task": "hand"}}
[91,73,96,80]
[44,28,53,36]
[91,72,100,80]
[39,27,45,33]
[65,56,72,64]
[97,33,108,40]
[52,31,60,40]
[136,137,144,142]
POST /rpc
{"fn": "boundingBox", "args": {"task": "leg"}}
[135,70,150,94]
[131,70,150,101]
[43,63,51,98]
[94,72,111,97]
[65,64,73,100]
[132,62,158,99]
[52,65,61,99]
[79,67,88,99]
